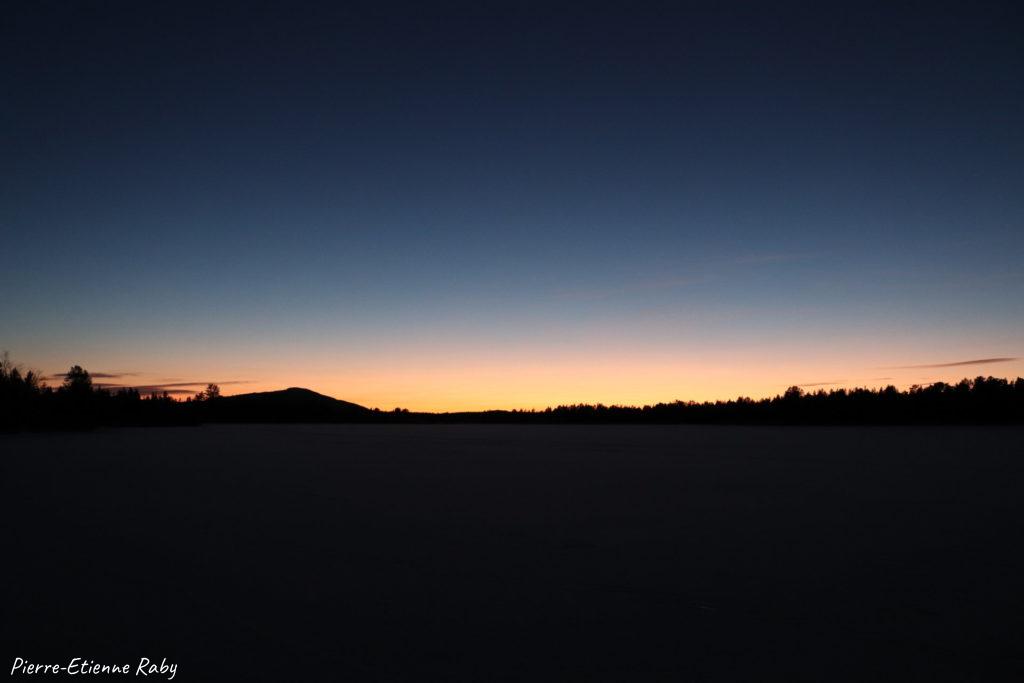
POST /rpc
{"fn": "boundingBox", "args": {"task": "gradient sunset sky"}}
[3,1,1022,411]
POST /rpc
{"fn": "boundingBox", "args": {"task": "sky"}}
[2,1,1023,410]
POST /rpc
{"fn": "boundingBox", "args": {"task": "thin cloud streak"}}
[94,384,197,396]
[882,357,1018,369]
[797,380,847,387]
[131,380,254,388]
[46,371,141,380]
[95,380,254,395]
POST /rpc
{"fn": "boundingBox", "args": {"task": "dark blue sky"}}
[3,1,1022,408]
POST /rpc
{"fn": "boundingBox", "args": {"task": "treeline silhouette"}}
[1,358,190,431]
[2,354,1022,431]
[438,380,1024,425]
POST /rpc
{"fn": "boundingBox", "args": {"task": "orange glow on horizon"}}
[28,342,1024,413]
[216,363,1024,412]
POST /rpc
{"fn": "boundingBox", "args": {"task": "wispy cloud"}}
[96,384,197,396]
[797,380,847,387]
[47,371,141,380]
[96,380,254,395]
[132,380,253,388]
[882,357,1018,369]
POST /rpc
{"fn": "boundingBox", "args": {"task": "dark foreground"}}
[2,425,1023,681]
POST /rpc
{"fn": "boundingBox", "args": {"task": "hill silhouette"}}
[209,387,371,423]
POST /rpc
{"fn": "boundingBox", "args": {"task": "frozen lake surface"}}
[3,424,1023,681]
